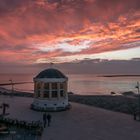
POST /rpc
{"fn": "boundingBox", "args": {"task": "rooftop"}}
[35,68,67,79]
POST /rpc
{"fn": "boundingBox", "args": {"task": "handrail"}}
[0,82,33,86]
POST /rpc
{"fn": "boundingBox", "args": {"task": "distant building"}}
[31,68,70,111]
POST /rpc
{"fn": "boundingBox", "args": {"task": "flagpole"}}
[9,79,14,97]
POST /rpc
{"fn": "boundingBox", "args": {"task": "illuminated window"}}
[37,83,41,89]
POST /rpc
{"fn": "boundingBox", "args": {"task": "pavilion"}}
[31,68,70,111]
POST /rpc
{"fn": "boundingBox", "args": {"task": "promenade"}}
[0,95,140,140]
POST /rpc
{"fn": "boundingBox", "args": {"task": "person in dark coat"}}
[133,112,137,120]
[47,114,52,127]
[43,113,47,128]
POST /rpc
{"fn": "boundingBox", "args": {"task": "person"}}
[43,113,47,128]
[47,114,52,127]
[133,112,137,120]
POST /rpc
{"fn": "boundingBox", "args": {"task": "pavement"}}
[0,95,140,140]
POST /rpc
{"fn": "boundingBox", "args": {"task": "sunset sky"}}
[0,0,140,73]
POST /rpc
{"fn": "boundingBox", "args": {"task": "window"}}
[44,91,49,98]
[44,83,49,90]
[52,91,58,98]
[37,83,41,89]
[37,90,41,97]
[60,83,64,89]
[52,83,57,89]
[60,90,64,97]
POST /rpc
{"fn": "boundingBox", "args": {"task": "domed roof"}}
[35,68,67,79]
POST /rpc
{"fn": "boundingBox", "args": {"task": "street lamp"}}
[9,79,14,96]
[135,82,140,119]
[136,82,140,94]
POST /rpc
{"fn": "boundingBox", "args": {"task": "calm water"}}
[0,74,140,95]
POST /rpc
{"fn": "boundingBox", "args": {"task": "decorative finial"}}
[50,62,54,68]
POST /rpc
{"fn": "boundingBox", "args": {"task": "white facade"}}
[31,69,69,111]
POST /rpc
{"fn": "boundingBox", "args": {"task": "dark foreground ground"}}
[1,96,140,140]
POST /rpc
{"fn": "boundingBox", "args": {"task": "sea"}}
[0,74,140,95]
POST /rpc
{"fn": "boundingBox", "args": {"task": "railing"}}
[0,117,43,136]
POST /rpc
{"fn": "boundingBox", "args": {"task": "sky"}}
[0,0,140,74]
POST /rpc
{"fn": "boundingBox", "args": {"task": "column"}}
[35,82,38,98]
[34,82,36,98]
[57,83,60,99]
[64,81,68,98]
[49,83,52,99]
[41,82,44,98]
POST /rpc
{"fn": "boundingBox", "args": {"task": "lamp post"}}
[135,82,140,119]
[136,82,140,94]
[9,79,14,96]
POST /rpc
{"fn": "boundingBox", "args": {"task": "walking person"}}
[47,114,52,127]
[43,112,47,128]
[133,112,137,120]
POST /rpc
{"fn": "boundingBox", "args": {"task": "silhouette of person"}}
[43,113,47,128]
[47,114,52,127]
[134,112,137,120]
